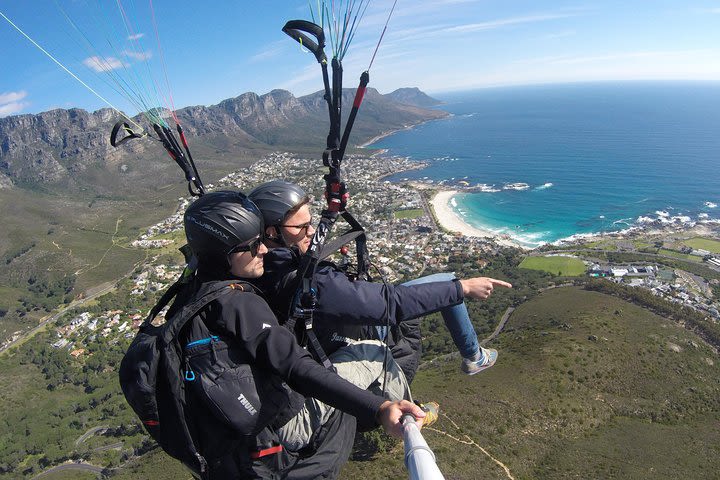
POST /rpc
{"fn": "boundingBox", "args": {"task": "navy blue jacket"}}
[254,248,465,380]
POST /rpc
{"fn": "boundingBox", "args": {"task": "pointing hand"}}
[460,277,512,300]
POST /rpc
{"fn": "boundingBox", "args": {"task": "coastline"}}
[429,190,527,249]
[359,115,450,148]
[430,189,720,251]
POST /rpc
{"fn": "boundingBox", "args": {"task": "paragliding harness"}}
[280,19,375,368]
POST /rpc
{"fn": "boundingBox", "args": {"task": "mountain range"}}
[0,87,446,191]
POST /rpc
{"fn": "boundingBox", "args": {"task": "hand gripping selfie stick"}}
[402,414,445,480]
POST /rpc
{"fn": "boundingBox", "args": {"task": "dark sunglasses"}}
[281,220,313,233]
[228,235,263,257]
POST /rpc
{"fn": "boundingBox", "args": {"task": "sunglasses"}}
[281,220,313,233]
[228,235,263,257]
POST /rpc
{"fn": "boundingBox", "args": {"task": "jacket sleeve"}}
[312,268,465,326]
[214,293,385,425]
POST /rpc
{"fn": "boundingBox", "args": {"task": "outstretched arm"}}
[459,277,512,300]
[313,268,464,326]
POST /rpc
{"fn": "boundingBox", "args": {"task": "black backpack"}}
[119,278,290,478]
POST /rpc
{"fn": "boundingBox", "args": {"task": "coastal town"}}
[33,151,720,357]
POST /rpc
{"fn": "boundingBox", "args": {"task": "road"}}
[75,425,110,446]
[31,461,104,479]
[480,307,515,346]
[0,281,117,355]
[0,251,148,355]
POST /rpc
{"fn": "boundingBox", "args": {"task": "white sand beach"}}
[430,190,525,249]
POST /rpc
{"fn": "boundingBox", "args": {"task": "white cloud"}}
[546,49,714,65]
[387,11,580,44]
[442,13,579,34]
[250,41,287,63]
[544,30,576,39]
[128,33,145,41]
[276,63,322,94]
[124,50,153,61]
[0,90,27,104]
[0,90,29,117]
[83,56,126,73]
[0,102,28,117]
[420,48,720,92]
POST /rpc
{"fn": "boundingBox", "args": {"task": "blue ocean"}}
[369,82,720,248]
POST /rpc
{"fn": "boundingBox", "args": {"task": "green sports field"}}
[683,237,720,254]
[519,255,587,276]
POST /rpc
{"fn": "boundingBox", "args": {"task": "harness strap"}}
[250,445,283,459]
[305,318,334,370]
[143,276,185,327]
[318,227,363,261]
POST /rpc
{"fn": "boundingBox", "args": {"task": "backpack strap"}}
[162,280,252,344]
[142,263,201,329]
[157,279,253,478]
[144,279,185,327]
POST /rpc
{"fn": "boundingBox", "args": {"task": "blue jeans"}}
[376,272,480,359]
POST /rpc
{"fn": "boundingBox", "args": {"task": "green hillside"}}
[341,287,720,479]
[10,286,711,480]
[0,186,172,338]
[0,234,720,480]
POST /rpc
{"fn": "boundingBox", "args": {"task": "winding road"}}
[31,461,104,479]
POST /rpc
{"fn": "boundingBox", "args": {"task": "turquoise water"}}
[369,82,720,247]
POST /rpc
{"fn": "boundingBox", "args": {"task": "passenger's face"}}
[280,204,315,254]
[229,238,268,278]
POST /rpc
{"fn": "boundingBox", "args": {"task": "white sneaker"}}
[461,347,498,375]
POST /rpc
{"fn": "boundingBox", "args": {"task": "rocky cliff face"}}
[0,108,118,185]
[0,88,447,190]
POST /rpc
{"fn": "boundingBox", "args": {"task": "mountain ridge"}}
[0,87,445,190]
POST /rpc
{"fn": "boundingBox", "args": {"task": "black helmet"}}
[248,181,307,227]
[184,191,264,270]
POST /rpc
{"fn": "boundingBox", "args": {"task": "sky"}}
[1,0,720,117]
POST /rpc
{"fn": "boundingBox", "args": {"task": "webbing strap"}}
[143,277,185,327]
[110,120,144,147]
[318,228,363,261]
[250,445,283,459]
[305,319,333,370]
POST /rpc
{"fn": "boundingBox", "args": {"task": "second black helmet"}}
[248,181,308,228]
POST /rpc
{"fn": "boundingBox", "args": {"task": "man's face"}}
[280,204,315,254]
[229,238,268,278]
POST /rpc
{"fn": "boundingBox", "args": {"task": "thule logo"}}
[237,394,257,416]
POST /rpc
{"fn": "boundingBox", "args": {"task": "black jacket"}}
[162,276,365,479]
[254,248,465,380]
[185,276,385,428]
